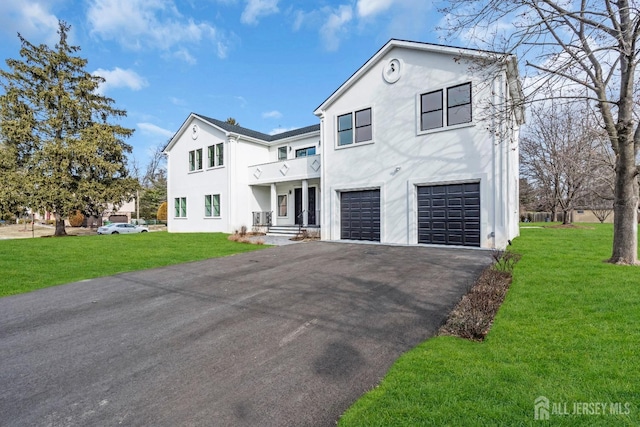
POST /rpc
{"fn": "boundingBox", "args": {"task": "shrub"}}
[68,210,84,227]
[440,250,521,341]
[157,202,167,221]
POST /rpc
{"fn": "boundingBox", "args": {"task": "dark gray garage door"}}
[417,183,480,247]
[341,189,380,241]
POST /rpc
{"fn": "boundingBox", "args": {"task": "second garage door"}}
[417,183,480,247]
[341,190,380,241]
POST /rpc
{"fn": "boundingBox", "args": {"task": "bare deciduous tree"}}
[441,0,640,264]
[521,101,606,224]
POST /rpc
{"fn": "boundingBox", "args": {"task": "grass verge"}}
[339,224,639,426]
[0,232,266,297]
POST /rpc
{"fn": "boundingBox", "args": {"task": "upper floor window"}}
[174,197,187,218]
[447,83,472,126]
[189,149,202,171]
[295,146,316,157]
[420,82,472,132]
[420,90,443,130]
[207,143,224,168]
[338,108,372,146]
[278,146,287,160]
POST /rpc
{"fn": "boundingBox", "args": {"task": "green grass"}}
[0,232,266,297]
[340,224,639,426]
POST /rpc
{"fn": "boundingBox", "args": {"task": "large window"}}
[174,197,187,218]
[207,143,224,168]
[204,194,220,217]
[447,83,472,126]
[278,146,287,160]
[189,149,202,171]
[278,195,287,217]
[420,82,472,131]
[338,108,372,146]
[295,146,316,157]
[420,90,443,130]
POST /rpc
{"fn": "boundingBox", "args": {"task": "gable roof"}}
[194,114,319,142]
[313,39,523,119]
[164,113,319,153]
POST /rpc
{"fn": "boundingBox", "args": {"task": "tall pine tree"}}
[0,21,138,235]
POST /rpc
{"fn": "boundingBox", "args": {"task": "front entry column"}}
[270,183,277,226]
[302,180,309,226]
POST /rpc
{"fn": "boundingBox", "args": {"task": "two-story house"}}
[164,39,523,248]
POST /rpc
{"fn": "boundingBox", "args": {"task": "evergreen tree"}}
[0,21,138,236]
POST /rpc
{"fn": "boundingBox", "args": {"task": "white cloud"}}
[262,110,283,119]
[169,96,186,106]
[356,0,395,18]
[93,67,148,94]
[173,48,197,65]
[0,1,60,45]
[137,122,175,138]
[269,126,296,135]
[320,5,353,51]
[241,0,280,25]
[235,96,248,107]
[87,0,230,60]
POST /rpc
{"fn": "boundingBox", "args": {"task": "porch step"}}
[267,226,301,237]
[266,225,320,237]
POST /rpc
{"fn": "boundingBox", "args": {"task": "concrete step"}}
[266,226,320,237]
[267,226,300,237]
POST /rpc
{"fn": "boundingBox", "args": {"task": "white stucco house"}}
[164,39,523,248]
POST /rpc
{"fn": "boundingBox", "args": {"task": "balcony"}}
[248,155,321,185]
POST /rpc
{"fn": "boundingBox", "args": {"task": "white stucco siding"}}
[320,47,509,248]
[167,118,231,233]
[232,139,271,231]
[267,133,320,162]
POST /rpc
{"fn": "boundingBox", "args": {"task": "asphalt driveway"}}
[0,241,492,426]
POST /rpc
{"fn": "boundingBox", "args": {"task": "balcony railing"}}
[248,155,321,184]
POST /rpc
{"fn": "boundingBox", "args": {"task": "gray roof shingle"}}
[194,114,319,142]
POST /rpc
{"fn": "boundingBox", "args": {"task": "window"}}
[355,108,372,142]
[420,82,472,132]
[338,108,372,146]
[295,146,316,157]
[216,143,224,166]
[278,195,287,217]
[205,194,220,217]
[174,197,187,218]
[421,90,443,130]
[278,146,287,160]
[447,83,472,126]
[207,143,224,168]
[189,149,202,171]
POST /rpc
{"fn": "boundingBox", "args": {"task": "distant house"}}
[164,39,523,248]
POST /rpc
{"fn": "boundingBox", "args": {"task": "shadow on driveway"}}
[0,241,492,426]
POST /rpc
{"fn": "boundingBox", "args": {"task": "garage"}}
[340,189,380,241]
[417,183,480,247]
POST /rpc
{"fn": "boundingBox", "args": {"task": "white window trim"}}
[277,194,288,217]
[174,197,187,219]
[335,106,375,150]
[206,142,225,170]
[416,81,475,136]
[277,146,288,161]
[188,148,204,173]
[204,194,221,218]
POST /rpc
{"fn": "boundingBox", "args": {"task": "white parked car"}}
[97,223,149,235]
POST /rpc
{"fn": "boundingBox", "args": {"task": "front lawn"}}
[340,224,639,426]
[0,232,266,297]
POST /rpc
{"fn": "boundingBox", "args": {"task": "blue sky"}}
[0,0,452,167]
